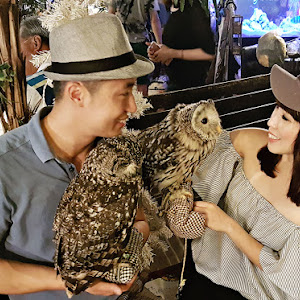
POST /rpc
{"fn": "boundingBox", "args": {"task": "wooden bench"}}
[128,73,276,280]
[129,73,275,131]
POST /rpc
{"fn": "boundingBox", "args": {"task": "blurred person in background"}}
[108,0,162,96]
[20,15,54,112]
[147,0,215,91]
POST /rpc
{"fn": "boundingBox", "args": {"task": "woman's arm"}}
[149,10,162,44]
[133,206,150,243]
[193,201,263,269]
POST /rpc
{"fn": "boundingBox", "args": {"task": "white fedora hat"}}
[44,13,154,81]
[270,64,300,112]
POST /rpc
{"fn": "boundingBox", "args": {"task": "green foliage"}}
[173,0,210,16]
[0,63,14,105]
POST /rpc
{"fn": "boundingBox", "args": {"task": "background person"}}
[108,0,162,96]
[19,15,54,112]
[147,0,215,91]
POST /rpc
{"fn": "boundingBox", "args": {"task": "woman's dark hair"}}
[257,100,300,206]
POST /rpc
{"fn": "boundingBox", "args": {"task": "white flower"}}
[128,86,153,120]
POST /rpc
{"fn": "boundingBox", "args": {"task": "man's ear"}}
[32,35,43,53]
[66,82,86,107]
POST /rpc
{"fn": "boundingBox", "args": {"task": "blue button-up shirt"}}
[0,107,117,300]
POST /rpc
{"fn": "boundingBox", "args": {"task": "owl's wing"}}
[138,121,179,192]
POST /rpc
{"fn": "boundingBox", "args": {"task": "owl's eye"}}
[201,118,208,124]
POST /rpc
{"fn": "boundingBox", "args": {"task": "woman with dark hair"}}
[167,65,300,299]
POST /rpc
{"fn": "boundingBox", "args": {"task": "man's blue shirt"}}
[0,107,117,300]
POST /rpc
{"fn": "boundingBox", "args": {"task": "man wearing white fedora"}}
[0,13,154,300]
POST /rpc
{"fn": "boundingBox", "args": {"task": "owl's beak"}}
[216,125,222,134]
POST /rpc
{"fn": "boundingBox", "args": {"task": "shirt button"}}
[69,166,75,172]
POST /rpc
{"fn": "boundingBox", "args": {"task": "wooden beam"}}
[147,74,270,111]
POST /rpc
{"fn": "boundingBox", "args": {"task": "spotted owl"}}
[138,99,222,214]
[53,134,145,298]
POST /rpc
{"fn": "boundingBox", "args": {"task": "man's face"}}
[20,36,34,60]
[19,36,38,76]
[83,78,137,138]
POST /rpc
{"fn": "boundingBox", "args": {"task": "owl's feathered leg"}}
[168,189,193,202]
[64,274,92,298]
[159,184,193,217]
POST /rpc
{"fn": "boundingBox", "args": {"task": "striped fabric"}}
[26,71,54,106]
[191,131,300,300]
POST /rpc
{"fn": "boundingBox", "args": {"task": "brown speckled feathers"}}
[138,100,222,213]
[53,134,144,297]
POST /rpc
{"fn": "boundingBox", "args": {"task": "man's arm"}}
[149,10,162,44]
[0,258,138,296]
[0,259,65,294]
[133,206,150,243]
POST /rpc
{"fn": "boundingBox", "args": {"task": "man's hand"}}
[86,273,138,296]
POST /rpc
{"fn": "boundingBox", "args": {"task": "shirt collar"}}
[28,106,55,163]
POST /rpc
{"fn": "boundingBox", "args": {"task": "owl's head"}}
[191,100,222,141]
[109,157,140,179]
[177,100,222,142]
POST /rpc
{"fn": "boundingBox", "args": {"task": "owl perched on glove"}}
[138,99,222,214]
[53,134,146,298]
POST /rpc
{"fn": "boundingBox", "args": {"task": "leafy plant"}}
[172,0,219,22]
[19,0,48,17]
[0,63,14,105]
[172,0,208,13]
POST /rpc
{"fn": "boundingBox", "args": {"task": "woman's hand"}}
[193,201,234,233]
[194,201,264,269]
[146,42,173,65]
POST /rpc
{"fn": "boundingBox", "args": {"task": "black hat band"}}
[51,51,136,74]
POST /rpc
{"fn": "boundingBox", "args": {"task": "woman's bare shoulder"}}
[230,128,268,158]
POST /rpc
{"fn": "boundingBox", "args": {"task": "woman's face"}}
[267,106,300,156]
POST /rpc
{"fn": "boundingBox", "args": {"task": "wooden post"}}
[0,0,27,132]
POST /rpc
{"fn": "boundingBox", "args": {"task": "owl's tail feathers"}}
[53,235,96,297]
[63,275,93,298]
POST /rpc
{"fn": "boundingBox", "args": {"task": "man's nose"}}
[126,94,137,113]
